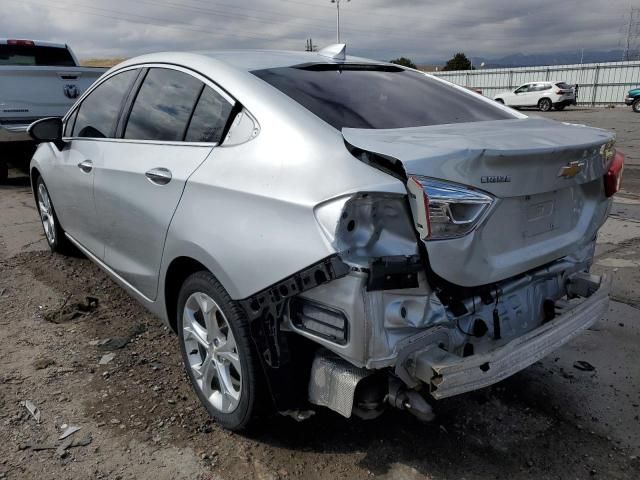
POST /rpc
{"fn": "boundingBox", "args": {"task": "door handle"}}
[78,159,93,173]
[145,167,172,185]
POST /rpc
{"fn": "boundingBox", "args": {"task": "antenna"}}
[318,43,347,61]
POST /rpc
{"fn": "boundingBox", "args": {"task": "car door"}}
[48,69,139,258]
[93,66,235,300]
[509,84,531,106]
[527,83,545,105]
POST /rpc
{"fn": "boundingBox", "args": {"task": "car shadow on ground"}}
[248,371,636,478]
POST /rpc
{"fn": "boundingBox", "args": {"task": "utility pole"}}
[622,5,640,61]
[330,0,350,43]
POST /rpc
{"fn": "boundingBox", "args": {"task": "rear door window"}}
[124,68,203,142]
[252,64,514,130]
[0,45,75,66]
[73,69,138,138]
[184,86,234,143]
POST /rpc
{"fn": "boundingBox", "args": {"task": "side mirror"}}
[28,117,63,144]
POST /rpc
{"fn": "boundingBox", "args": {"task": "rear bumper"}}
[0,123,32,143]
[554,99,576,107]
[408,273,610,399]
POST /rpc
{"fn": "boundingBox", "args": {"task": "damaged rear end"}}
[246,61,624,421]
[274,118,623,420]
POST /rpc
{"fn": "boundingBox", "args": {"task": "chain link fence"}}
[431,61,640,106]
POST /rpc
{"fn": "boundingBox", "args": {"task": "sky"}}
[1,0,638,63]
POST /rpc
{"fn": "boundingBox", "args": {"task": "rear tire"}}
[554,104,566,111]
[495,99,504,104]
[177,271,268,431]
[538,98,552,112]
[633,98,640,113]
[35,177,74,254]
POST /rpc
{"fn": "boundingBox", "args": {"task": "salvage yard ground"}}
[1,107,639,479]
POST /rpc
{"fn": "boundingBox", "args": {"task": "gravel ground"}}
[1,108,639,480]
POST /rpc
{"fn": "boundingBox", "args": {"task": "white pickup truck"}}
[0,39,106,182]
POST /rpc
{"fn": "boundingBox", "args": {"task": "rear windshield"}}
[556,82,573,90]
[252,64,513,130]
[0,45,75,66]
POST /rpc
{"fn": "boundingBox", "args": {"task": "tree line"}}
[390,52,472,71]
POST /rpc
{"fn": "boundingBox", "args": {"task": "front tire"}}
[538,98,552,112]
[35,177,74,254]
[633,98,640,113]
[177,271,266,431]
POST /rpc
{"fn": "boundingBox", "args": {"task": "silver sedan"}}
[28,45,623,430]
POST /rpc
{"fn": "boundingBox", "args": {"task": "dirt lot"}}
[1,108,639,480]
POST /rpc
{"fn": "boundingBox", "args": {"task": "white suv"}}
[494,81,576,111]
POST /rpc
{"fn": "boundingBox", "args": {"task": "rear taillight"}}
[407,177,494,240]
[604,151,624,197]
[7,39,35,46]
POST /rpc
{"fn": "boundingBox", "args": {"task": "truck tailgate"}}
[0,66,105,120]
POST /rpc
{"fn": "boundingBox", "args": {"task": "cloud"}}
[0,0,633,63]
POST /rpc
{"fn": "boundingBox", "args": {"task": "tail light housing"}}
[604,151,624,197]
[407,177,494,240]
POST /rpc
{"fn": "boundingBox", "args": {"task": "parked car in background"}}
[494,81,576,111]
[0,39,106,182]
[625,87,640,113]
[28,46,622,431]
[465,86,483,95]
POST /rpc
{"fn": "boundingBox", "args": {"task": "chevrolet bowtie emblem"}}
[558,160,585,178]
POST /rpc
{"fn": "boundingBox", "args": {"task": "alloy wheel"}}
[37,183,56,245]
[539,99,552,112]
[182,292,242,413]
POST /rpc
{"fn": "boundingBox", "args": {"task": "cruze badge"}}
[481,175,511,183]
[558,160,585,178]
[63,84,79,99]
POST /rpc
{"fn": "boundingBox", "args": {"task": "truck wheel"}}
[0,161,7,184]
[633,98,640,113]
[538,98,552,112]
[35,177,74,254]
[177,271,268,431]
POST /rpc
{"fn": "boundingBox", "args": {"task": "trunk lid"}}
[343,117,614,287]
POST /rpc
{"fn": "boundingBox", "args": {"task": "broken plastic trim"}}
[367,255,422,291]
[237,255,350,408]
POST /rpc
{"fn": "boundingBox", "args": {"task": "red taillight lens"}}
[604,151,624,197]
[7,39,35,46]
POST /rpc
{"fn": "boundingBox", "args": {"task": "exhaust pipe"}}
[388,379,435,422]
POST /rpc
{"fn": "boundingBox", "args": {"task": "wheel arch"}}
[163,255,212,333]
[30,166,41,198]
